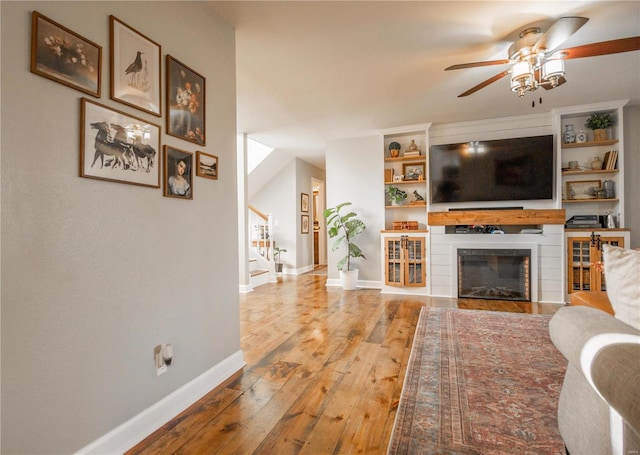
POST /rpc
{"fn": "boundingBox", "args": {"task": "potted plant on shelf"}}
[386,185,408,206]
[323,202,366,290]
[585,112,613,142]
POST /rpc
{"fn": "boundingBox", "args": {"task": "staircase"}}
[249,258,270,288]
[248,205,276,289]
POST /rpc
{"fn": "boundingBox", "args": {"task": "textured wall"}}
[1,2,239,453]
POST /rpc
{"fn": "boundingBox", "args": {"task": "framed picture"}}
[80,98,160,188]
[166,55,206,145]
[110,16,162,116]
[30,11,102,97]
[196,151,218,180]
[301,215,310,234]
[164,146,193,199]
[403,163,425,181]
[566,180,601,200]
[301,193,309,212]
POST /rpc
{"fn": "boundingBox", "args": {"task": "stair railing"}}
[248,204,274,261]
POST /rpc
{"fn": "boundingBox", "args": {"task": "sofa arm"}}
[589,340,640,435]
[549,306,640,366]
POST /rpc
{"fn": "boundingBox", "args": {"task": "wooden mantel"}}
[428,209,566,226]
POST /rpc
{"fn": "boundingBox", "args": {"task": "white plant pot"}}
[340,269,359,290]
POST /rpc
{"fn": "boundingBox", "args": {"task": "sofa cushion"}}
[603,244,640,330]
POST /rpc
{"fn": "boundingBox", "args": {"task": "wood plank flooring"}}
[127,274,561,455]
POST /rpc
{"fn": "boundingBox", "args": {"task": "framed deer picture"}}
[79,98,161,188]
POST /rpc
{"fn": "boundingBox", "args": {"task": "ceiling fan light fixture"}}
[541,58,565,85]
[510,61,535,96]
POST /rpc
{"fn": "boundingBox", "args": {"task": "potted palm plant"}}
[323,202,366,290]
[585,112,613,142]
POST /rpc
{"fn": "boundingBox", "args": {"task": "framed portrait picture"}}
[301,193,309,212]
[79,98,160,188]
[110,16,161,116]
[196,151,218,180]
[166,55,206,145]
[566,180,601,200]
[164,146,193,199]
[301,215,310,234]
[403,163,425,181]
[30,11,102,97]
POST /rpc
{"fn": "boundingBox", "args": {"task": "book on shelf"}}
[607,150,618,170]
[385,168,394,182]
[403,151,421,157]
[602,151,611,170]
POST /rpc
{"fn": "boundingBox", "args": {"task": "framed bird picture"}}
[166,55,206,145]
[109,15,161,117]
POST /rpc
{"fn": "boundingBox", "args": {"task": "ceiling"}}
[210,1,640,169]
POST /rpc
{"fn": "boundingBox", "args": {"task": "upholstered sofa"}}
[549,245,640,455]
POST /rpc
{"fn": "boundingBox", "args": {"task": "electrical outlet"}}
[154,345,167,376]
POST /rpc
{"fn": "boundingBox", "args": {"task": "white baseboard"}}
[325,279,382,289]
[76,351,245,455]
[239,284,254,293]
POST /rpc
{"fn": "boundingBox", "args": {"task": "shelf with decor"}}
[554,100,627,228]
[379,123,431,233]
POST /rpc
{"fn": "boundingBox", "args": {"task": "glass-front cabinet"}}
[567,233,625,294]
[384,235,426,287]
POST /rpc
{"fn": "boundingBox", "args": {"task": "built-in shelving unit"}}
[379,124,431,231]
[552,100,630,301]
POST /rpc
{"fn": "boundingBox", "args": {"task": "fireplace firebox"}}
[457,248,531,301]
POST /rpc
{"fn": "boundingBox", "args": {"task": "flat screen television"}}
[429,135,554,204]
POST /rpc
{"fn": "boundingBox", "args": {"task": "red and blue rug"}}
[388,307,567,454]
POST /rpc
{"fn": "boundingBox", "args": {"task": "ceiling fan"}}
[446,17,640,98]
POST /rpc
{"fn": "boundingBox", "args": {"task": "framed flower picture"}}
[166,55,206,145]
[30,11,102,97]
[110,15,162,116]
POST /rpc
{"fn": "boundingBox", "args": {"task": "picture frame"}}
[196,151,218,180]
[110,16,162,116]
[80,98,160,188]
[566,180,601,200]
[30,11,102,97]
[166,55,206,145]
[163,146,194,199]
[403,163,425,181]
[301,193,309,212]
[301,215,310,234]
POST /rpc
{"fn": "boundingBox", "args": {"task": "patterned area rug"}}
[388,307,567,455]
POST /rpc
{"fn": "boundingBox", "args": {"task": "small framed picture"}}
[164,146,194,199]
[301,215,310,234]
[110,16,162,116]
[403,163,425,181]
[566,180,601,200]
[166,55,206,145]
[30,11,102,97]
[80,98,160,188]
[301,193,309,212]
[196,151,218,180]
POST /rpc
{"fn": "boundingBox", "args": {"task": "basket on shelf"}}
[392,221,419,231]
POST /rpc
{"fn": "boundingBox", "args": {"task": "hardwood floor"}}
[127,274,561,455]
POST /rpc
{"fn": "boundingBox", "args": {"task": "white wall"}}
[325,135,384,284]
[1,2,240,453]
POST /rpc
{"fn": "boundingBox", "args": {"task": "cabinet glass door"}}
[385,238,403,286]
[404,237,426,287]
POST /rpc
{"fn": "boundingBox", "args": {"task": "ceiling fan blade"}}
[558,36,640,59]
[458,70,510,97]
[445,59,511,71]
[532,16,589,53]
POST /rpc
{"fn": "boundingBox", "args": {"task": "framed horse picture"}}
[79,98,161,188]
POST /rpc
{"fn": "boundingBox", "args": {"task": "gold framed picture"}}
[566,180,601,200]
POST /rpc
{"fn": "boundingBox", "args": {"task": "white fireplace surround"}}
[451,242,539,303]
